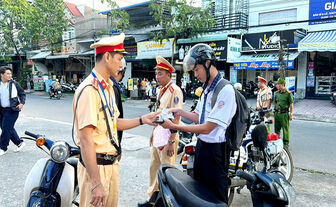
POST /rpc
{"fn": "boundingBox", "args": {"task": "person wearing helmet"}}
[160,43,237,204]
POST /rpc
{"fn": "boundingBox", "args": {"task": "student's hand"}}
[160,118,176,130]
[17,104,24,110]
[168,108,183,117]
[142,111,161,126]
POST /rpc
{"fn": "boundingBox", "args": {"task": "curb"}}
[293,113,336,124]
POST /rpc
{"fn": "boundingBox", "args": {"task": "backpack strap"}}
[211,79,231,109]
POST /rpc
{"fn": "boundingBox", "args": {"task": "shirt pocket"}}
[97,110,108,134]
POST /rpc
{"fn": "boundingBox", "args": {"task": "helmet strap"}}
[203,61,212,88]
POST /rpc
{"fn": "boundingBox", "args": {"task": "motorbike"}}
[180,108,294,205]
[148,97,157,112]
[22,131,80,207]
[49,86,62,100]
[242,81,258,98]
[151,124,295,207]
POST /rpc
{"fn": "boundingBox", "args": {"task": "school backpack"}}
[211,79,250,151]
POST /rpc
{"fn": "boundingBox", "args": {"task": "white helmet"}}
[234,82,242,91]
[121,58,127,71]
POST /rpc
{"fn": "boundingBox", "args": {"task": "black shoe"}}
[138,201,153,207]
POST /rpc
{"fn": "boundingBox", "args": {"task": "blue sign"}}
[233,60,295,70]
[309,0,336,25]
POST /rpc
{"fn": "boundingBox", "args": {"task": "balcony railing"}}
[212,13,248,30]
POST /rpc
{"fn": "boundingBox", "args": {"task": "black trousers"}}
[194,139,230,203]
[0,108,22,151]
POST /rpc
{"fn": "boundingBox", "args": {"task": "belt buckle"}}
[104,154,111,161]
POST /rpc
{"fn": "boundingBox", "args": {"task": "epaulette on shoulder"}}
[169,86,174,93]
[92,78,99,90]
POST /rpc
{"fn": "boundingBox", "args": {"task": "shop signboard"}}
[233,52,297,70]
[309,0,336,25]
[307,76,315,87]
[177,40,227,61]
[241,30,304,52]
[124,45,137,59]
[183,72,190,83]
[230,66,237,83]
[137,39,174,59]
[227,37,241,63]
[286,76,296,98]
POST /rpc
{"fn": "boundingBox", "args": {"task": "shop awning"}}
[233,52,299,70]
[46,55,70,60]
[30,51,51,60]
[298,31,336,52]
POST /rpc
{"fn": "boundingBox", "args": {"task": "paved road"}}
[0,94,335,206]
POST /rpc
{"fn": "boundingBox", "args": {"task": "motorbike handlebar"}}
[25,131,39,139]
[237,169,256,184]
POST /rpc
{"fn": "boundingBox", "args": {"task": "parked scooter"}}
[22,131,80,207]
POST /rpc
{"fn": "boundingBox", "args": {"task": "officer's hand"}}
[142,111,161,126]
[289,113,293,121]
[149,133,153,146]
[168,108,183,117]
[160,118,175,129]
[90,182,105,207]
[166,143,175,157]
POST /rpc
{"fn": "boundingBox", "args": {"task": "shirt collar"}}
[92,68,113,89]
[161,80,173,89]
[110,76,121,91]
[206,72,222,92]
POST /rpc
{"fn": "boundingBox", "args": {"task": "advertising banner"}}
[309,0,336,25]
[137,39,174,59]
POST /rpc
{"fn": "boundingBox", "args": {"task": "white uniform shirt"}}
[0,81,10,107]
[195,84,237,143]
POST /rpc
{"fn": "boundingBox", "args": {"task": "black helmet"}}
[183,43,216,72]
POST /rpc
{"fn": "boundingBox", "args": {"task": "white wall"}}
[248,0,336,34]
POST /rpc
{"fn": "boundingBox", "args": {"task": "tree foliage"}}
[101,0,130,33]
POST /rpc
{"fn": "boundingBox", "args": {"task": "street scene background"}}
[0,93,335,207]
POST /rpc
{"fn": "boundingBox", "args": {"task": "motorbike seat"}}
[181,117,193,125]
[164,166,228,207]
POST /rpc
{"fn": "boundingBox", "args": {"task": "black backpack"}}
[211,79,250,151]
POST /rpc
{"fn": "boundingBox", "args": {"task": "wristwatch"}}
[168,140,175,145]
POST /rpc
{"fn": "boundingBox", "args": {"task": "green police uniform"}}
[274,89,293,146]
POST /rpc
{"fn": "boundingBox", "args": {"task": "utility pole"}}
[93,0,96,64]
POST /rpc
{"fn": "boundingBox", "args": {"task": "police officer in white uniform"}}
[160,44,236,203]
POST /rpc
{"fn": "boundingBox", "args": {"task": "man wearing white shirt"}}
[161,44,236,203]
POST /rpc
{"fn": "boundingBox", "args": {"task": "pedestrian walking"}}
[274,78,294,147]
[138,56,183,207]
[0,66,26,156]
[73,33,158,207]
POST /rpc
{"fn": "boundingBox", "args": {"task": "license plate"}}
[187,155,194,169]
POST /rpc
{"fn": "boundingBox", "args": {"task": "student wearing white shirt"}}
[160,44,236,204]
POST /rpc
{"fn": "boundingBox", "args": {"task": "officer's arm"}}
[79,125,101,186]
[117,111,160,130]
[289,103,294,114]
[163,120,217,135]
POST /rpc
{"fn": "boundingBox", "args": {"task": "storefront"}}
[298,31,336,99]
[176,34,228,85]
[234,29,305,85]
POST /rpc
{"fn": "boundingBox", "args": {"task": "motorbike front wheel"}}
[271,147,294,182]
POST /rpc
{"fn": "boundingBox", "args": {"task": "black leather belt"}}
[80,153,119,166]
[275,109,289,114]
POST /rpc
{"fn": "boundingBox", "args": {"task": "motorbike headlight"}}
[50,141,70,163]
[279,177,296,204]
[274,181,287,202]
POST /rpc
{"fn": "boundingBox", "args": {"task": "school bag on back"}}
[211,79,250,151]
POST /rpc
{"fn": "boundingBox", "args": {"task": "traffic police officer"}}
[73,33,158,207]
[138,56,183,207]
[161,44,237,204]
[256,76,272,132]
[274,78,294,147]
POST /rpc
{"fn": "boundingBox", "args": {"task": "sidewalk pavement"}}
[27,91,336,123]
[125,97,336,123]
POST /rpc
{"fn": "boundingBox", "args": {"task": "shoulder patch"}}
[169,86,174,93]
[92,78,99,90]
[100,80,107,90]
[174,96,179,105]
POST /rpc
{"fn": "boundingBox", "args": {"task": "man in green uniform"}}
[274,78,294,147]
